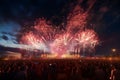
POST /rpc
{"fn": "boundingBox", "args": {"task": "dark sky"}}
[0,0,120,55]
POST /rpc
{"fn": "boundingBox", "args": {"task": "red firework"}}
[50,33,73,56]
[66,5,88,34]
[75,29,99,49]
[20,3,99,57]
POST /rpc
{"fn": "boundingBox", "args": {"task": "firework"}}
[66,5,88,34]
[50,33,73,57]
[74,29,99,53]
[20,3,99,58]
[21,31,47,51]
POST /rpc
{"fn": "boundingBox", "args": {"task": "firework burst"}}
[20,3,99,58]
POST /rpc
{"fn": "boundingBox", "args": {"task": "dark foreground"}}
[0,59,120,80]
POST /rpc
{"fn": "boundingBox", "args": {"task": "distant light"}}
[108,57,112,61]
[112,48,116,52]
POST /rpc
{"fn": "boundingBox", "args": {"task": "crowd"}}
[0,59,120,80]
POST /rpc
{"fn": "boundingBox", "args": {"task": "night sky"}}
[0,0,120,55]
